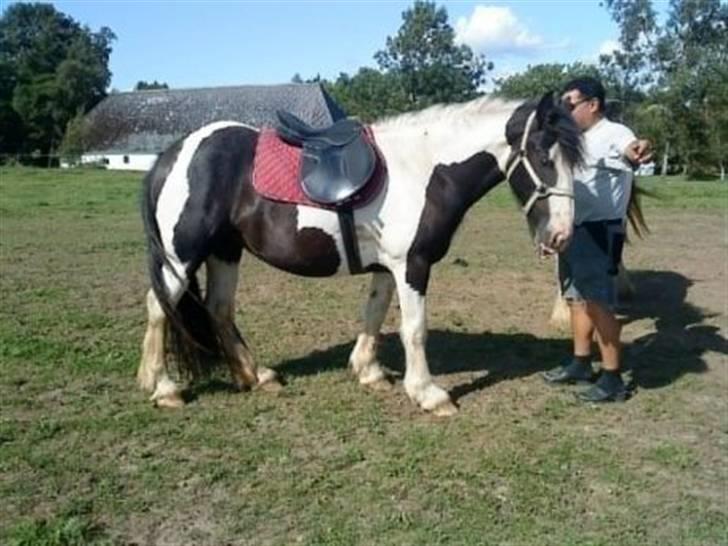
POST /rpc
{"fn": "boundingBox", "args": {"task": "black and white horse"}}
[138,93,582,416]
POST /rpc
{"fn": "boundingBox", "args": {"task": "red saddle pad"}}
[252,127,386,210]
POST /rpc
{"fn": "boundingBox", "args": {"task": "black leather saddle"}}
[275,110,376,205]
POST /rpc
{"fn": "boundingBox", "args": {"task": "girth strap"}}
[337,206,363,274]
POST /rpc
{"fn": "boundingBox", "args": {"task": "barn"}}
[79,83,346,171]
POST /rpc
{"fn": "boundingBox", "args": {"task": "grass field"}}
[1,167,726,545]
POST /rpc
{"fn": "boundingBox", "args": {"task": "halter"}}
[505,110,574,216]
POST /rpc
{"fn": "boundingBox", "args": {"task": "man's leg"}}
[571,302,595,358]
[577,300,628,402]
[585,301,621,371]
[543,301,595,384]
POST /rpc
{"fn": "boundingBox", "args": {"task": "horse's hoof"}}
[137,376,155,393]
[259,379,283,393]
[363,377,393,391]
[154,393,185,409]
[256,367,283,392]
[431,400,458,417]
[357,363,391,390]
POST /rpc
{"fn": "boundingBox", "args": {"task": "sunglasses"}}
[564,97,592,112]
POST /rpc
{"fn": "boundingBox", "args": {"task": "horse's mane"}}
[547,103,584,169]
[373,96,519,132]
[373,95,583,169]
[505,98,583,170]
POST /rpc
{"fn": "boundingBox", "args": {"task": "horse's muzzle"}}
[537,225,572,256]
[550,229,572,252]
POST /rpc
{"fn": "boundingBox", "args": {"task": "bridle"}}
[505,110,574,216]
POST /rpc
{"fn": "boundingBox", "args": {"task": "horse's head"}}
[504,93,583,254]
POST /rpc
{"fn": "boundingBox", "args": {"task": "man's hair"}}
[562,77,606,112]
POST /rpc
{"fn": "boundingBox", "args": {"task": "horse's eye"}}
[540,156,554,168]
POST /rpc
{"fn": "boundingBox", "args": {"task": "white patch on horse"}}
[297,99,526,279]
[156,121,249,284]
[355,162,426,269]
[366,98,518,272]
[548,145,575,243]
[375,97,516,174]
[295,205,348,274]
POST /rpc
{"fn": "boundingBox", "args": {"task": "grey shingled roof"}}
[83,83,347,154]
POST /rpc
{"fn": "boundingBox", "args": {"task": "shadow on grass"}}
[274,269,725,400]
[184,269,723,402]
[619,269,726,389]
[277,330,572,404]
[184,378,241,402]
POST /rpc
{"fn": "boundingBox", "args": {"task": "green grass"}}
[635,175,728,209]
[8,515,110,546]
[1,167,726,545]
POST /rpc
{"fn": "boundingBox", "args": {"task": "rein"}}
[505,110,574,216]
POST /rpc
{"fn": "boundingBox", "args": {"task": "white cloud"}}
[598,39,621,57]
[455,6,547,55]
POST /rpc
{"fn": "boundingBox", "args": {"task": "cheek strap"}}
[505,110,574,216]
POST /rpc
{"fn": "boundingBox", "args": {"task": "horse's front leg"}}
[393,265,457,416]
[349,272,395,389]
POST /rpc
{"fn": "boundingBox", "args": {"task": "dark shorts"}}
[558,220,626,308]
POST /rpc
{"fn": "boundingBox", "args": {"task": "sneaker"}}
[542,357,595,385]
[577,371,629,403]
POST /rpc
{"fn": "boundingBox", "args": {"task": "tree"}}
[325,69,409,122]
[135,80,169,91]
[654,0,728,177]
[595,0,727,178]
[58,113,89,165]
[0,56,25,158]
[374,1,490,110]
[296,1,492,120]
[0,3,115,161]
[599,0,658,124]
[493,62,602,100]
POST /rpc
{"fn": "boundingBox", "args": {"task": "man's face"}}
[561,89,601,131]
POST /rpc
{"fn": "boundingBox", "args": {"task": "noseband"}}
[505,110,574,216]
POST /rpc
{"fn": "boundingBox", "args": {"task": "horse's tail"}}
[626,179,654,239]
[141,165,223,380]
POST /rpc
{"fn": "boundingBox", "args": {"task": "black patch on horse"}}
[406,151,503,294]
[172,126,342,276]
[232,131,342,277]
[172,127,248,267]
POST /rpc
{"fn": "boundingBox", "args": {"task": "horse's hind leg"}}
[349,272,395,389]
[205,256,279,391]
[137,285,185,408]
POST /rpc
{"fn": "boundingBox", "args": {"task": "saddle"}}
[275,110,376,205]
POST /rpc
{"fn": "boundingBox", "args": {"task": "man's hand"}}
[625,139,653,165]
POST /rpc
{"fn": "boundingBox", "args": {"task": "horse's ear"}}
[536,91,557,128]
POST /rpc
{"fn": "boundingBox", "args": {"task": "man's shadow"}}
[617,270,726,389]
[272,269,725,403]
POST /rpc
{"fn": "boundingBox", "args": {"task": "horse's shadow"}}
[273,269,725,401]
[278,328,572,403]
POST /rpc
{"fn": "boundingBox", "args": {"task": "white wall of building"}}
[78,153,159,171]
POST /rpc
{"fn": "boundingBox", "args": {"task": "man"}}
[542,77,652,402]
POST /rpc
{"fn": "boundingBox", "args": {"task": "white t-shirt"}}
[573,118,636,225]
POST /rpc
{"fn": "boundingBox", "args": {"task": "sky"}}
[25,1,670,92]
